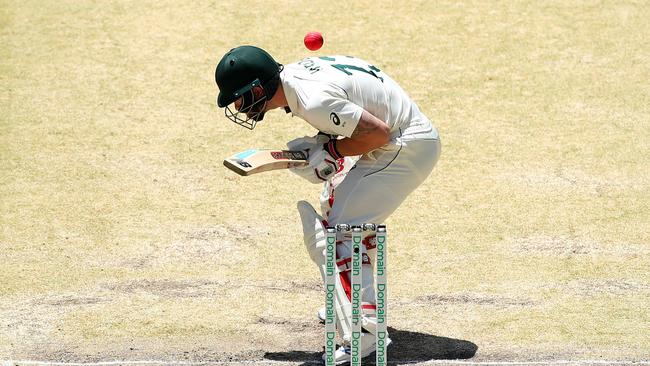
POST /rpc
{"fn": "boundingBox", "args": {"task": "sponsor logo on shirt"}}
[330,112,341,126]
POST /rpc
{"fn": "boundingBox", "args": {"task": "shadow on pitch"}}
[264,327,477,365]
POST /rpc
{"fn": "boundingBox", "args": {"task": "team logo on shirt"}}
[329,113,341,126]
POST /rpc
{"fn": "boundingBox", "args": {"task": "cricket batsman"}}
[214,45,441,363]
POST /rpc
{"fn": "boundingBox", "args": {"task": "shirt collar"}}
[280,70,298,117]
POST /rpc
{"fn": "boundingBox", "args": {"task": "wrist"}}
[323,139,344,160]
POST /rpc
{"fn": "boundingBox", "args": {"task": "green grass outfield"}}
[1,0,649,363]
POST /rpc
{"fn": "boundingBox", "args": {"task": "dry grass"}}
[1,0,649,363]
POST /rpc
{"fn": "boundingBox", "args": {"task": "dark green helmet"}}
[215,45,281,108]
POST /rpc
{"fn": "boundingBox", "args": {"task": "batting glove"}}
[308,139,344,181]
[286,133,330,152]
[285,134,331,184]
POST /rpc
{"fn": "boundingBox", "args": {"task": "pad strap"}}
[362,235,377,250]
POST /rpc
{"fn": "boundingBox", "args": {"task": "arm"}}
[334,110,391,156]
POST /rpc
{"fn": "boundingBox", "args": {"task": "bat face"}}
[223,149,308,176]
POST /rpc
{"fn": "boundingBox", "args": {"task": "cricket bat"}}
[223,149,308,176]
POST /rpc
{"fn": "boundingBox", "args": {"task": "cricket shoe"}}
[321,332,392,365]
[317,306,326,323]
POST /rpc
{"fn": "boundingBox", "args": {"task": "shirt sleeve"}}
[303,95,363,138]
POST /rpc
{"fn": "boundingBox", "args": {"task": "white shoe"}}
[317,307,326,323]
[321,332,392,365]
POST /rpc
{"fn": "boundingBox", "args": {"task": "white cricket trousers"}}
[325,137,440,335]
[328,137,441,227]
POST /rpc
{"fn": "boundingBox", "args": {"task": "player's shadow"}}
[264,327,477,365]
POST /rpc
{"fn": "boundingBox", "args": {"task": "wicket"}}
[325,224,387,366]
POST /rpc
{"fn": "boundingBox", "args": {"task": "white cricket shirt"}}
[280,56,438,142]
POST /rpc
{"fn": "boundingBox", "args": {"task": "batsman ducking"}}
[215,45,440,364]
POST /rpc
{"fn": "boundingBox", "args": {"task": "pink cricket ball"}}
[304,31,324,51]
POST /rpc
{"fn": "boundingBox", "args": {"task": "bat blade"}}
[223,149,308,176]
